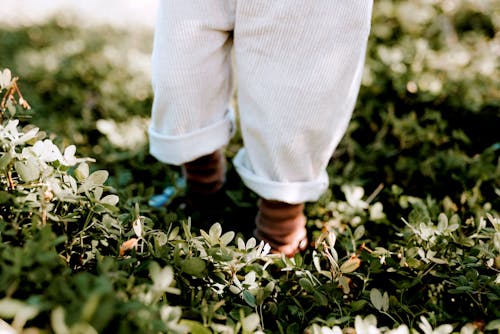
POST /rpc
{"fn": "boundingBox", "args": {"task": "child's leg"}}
[148,1,235,177]
[233,1,373,251]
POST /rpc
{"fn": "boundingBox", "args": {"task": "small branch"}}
[7,170,15,191]
[360,242,373,254]
[13,78,31,110]
[1,86,15,117]
[1,77,31,118]
[41,206,47,225]
[366,183,384,204]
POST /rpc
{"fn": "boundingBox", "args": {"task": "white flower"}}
[27,140,92,167]
[244,240,271,262]
[342,185,368,209]
[2,120,20,142]
[230,271,259,295]
[0,69,12,89]
[11,127,39,147]
[355,315,380,334]
[31,139,64,163]
[61,145,78,165]
[96,117,148,150]
[386,324,410,334]
[418,316,453,334]
[320,326,343,334]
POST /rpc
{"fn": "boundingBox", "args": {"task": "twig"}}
[1,77,31,115]
[13,78,31,110]
[360,242,373,254]
[366,183,384,205]
[7,170,15,191]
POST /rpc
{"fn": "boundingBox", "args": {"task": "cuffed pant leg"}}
[233,0,373,204]
[148,0,236,165]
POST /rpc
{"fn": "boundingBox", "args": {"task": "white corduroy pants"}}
[149,0,373,204]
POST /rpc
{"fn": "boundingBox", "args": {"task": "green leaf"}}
[299,278,314,292]
[437,213,448,233]
[242,290,256,307]
[237,237,246,250]
[93,187,103,201]
[0,152,13,170]
[89,170,108,185]
[265,281,275,293]
[75,162,89,181]
[6,99,16,117]
[485,319,500,331]
[168,226,179,240]
[0,191,11,203]
[151,264,179,294]
[448,286,474,294]
[100,194,119,206]
[79,170,108,193]
[246,238,256,249]
[381,291,389,312]
[219,231,235,246]
[370,288,382,310]
[370,288,389,312]
[209,247,234,262]
[313,291,329,306]
[338,276,351,294]
[448,214,460,232]
[340,256,361,273]
[241,313,260,333]
[14,158,40,182]
[181,257,207,277]
[51,307,70,334]
[132,217,143,238]
[354,225,365,240]
[0,298,39,329]
[179,320,212,334]
[200,229,211,243]
[351,300,368,312]
[209,223,222,239]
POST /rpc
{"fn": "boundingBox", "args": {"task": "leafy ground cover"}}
[0,0,499,333]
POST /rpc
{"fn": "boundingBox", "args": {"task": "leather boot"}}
[181,150,227,223]
[255,199,308,257]
[183,150,226,196]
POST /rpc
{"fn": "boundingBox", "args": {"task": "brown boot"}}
[181,150,227,223]
[254,199,308,257]
[183,150,226,196]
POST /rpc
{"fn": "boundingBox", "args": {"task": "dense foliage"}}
[0,0,499,333]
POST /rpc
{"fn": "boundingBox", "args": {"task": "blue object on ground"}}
[148,176,186,208]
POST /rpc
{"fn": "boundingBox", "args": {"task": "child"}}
[148,1,373,256]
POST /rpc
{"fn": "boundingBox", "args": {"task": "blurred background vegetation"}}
[1,0,498,220]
